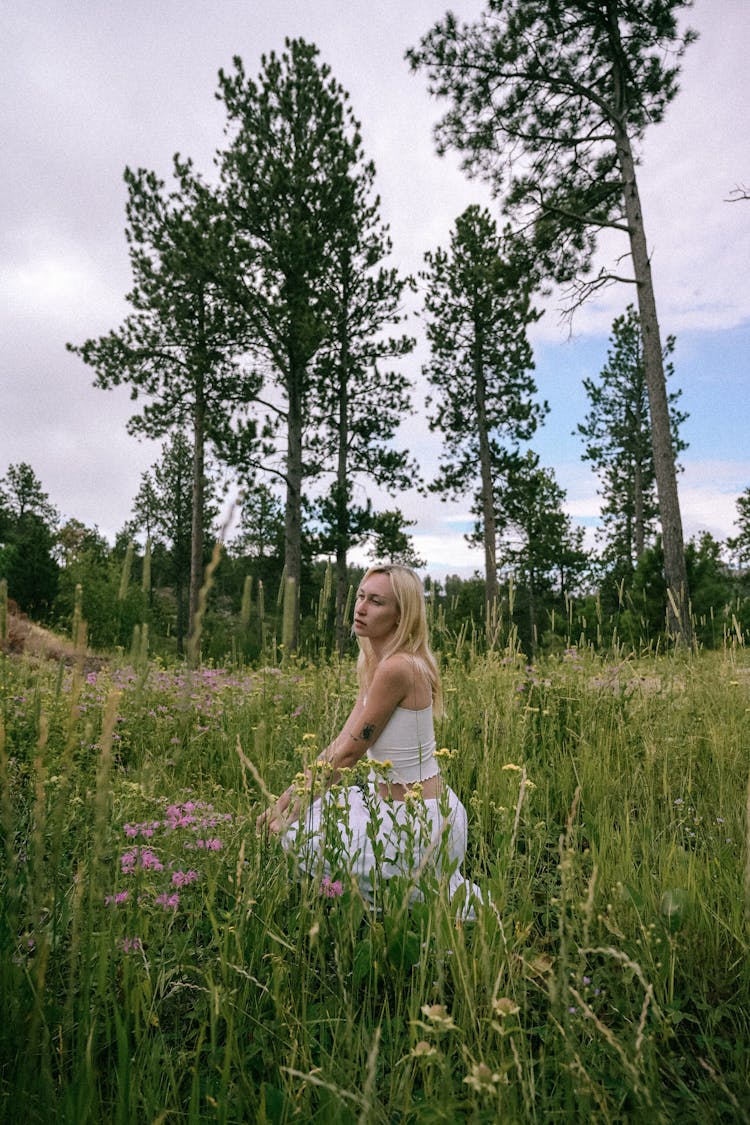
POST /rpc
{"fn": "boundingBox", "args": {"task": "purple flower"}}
[105,891,129,906]
[172,870,199,887]
[122,936,143,954]
[120,846,164,873]
[140,848,164,871]
[155,892,179,911]
[320,876,344,898]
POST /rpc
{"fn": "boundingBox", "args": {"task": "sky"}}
[2,0,748,581]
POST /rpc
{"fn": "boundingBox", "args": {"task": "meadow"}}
[1,633,749,1123]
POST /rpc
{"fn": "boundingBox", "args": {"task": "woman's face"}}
[353,572,400,643]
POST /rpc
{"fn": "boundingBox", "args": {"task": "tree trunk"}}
[284,353,303,651]
[633,459,644,561]
[615,128,692,643]
[188,377,206,661]
[473,330,499,620]
[334,292,351,657]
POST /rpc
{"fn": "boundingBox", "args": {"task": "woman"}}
[258,564,479,917]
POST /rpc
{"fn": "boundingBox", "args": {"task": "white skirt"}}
[281,781,480,920]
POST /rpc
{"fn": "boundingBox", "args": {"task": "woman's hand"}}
[256,787,296,835]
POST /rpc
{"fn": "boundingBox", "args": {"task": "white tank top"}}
[367,704,440,785]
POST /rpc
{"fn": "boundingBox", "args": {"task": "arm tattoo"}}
[352,722,376,742]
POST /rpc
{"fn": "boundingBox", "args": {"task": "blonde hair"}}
[355,564,443,715]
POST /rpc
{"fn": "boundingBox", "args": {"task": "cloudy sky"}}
[2,0,748,579]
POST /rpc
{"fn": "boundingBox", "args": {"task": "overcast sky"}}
[2,0,748,579]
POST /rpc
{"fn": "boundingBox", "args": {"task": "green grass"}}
[1,643,749,1123]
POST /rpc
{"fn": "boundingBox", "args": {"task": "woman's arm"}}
[257,656,411,833]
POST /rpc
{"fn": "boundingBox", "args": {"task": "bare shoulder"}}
[370,653,413,695]
[372,653,432,710]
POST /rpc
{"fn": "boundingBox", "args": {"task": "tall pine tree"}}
[68,158,259,650]
[409,0,697,642]
[421,206,544,611]
[309,142,416,653]
[217,40,370,648]
[578,304,686,576]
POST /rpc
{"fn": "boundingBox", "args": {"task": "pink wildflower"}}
[195,838,223,851]
[155,892,179,911]
[320,876,344,898]
[122,936,143,954]
[120,846,164,873]
[139,848,164,871]
[104,891,129,906]
[121,850,137,874]
[171,870,199,887]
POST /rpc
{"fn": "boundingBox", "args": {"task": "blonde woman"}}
[258,564,479,915]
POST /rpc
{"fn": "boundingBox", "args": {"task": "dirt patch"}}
[0,602,106,671]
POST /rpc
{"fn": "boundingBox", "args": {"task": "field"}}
[1,639,749,1123]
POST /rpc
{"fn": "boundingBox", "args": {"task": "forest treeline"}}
[1,454,749,662]
[4,6,749,658]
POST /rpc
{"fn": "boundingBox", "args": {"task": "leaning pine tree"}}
[409,0,697,642]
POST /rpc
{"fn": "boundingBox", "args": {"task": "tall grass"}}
[1,638,749,1122]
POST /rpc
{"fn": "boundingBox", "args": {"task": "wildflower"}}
[139,848,164,871]
[120,850,137,874]
[492,997,520,1018]
[122,936,143,954]
[302,732,317,741]
[411,1041,438,1058]
[420,1004,456,1031]
[195,838,223,851]
[104,891,129,907]
[501,763,522,772]
[464,1062,502,1093]
[155,892,179,911]
[433,747,457,760]
[320,876,344,898]
[171,869,199,888]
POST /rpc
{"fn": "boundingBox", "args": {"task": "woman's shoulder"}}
[372,651,415,688]
[374,652,431,707]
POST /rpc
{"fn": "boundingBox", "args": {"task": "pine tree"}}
[131,433,218,653]
[578,304,686,575]
[728,488,750,572]
[409,0,697,642]
[217,40,371,648]
[308,145,416,652]
[421,206,544,611]
[0,463,60,618]
[68,158,259,650]
[492,452,587,652]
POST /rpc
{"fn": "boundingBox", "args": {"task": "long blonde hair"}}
[355,564,443,715]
